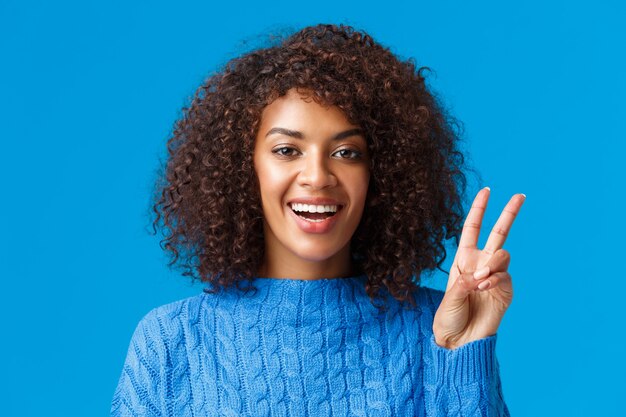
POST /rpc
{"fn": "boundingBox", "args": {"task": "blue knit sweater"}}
[111,275,509,416]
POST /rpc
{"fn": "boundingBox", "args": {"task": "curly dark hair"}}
[149,23,473,310]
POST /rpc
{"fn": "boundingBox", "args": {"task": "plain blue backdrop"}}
[1,0,624,415]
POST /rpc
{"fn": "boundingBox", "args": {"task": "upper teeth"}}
[290,203,338,213]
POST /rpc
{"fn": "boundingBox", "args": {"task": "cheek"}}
[255,160,290,207]
[353,169,371,205]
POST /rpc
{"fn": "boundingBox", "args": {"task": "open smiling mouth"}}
[288,203,343,223]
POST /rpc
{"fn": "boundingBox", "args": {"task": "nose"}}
[297,151,337,189]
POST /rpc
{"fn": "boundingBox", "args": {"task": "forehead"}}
[257,89,358,134]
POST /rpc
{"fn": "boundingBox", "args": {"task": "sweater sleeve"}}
[110,311,166,417]
[421,288,510,416]
[424,334,510,416]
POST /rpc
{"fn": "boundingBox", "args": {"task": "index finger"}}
[483,193,526,255]
[458,187,491,249]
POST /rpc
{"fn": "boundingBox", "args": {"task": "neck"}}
[258,243,355,281]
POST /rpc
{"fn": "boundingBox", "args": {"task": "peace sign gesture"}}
[432,187,526,349]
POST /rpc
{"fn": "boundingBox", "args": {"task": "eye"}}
[333,148,363,160]
[272,146,300,157]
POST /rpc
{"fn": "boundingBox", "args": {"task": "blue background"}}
[1,0,623,415]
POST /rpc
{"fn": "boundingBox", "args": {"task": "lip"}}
[286,198,344,234]
[287,197,343,206]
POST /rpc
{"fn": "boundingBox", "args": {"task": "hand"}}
[433,187,526,349]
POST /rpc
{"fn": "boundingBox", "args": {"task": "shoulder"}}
[130,293,207,346]
[411,285,445,314]
[146,293,206,321]
[416,285,445,305]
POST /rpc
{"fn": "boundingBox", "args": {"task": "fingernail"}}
[473,266,490,280]
[478,280,491,290]
[521,193,526,198]
[484,186,491,191]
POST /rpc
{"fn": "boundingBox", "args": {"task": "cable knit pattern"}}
[111,275,510,416]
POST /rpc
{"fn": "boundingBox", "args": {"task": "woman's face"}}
[253,88,370,278]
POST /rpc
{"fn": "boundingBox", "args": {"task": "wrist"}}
[433,331,462,350]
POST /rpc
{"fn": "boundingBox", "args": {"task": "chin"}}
[290,241,347,263]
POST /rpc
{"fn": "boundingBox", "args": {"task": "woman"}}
[111,23,525,416]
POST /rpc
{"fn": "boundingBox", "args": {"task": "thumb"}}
[434,269,488,348]
[445,266,489,306]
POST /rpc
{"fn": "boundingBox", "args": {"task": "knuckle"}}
[495,271,511,283]
[463,221,481,230]
[457,273,472,290]
[496,248,510,261]
[493,226,509,237]
[461,274,478,291]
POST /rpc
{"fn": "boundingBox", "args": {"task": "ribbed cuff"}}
[427,333,499,386]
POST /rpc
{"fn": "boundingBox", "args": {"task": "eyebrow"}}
[264,127,365,141]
